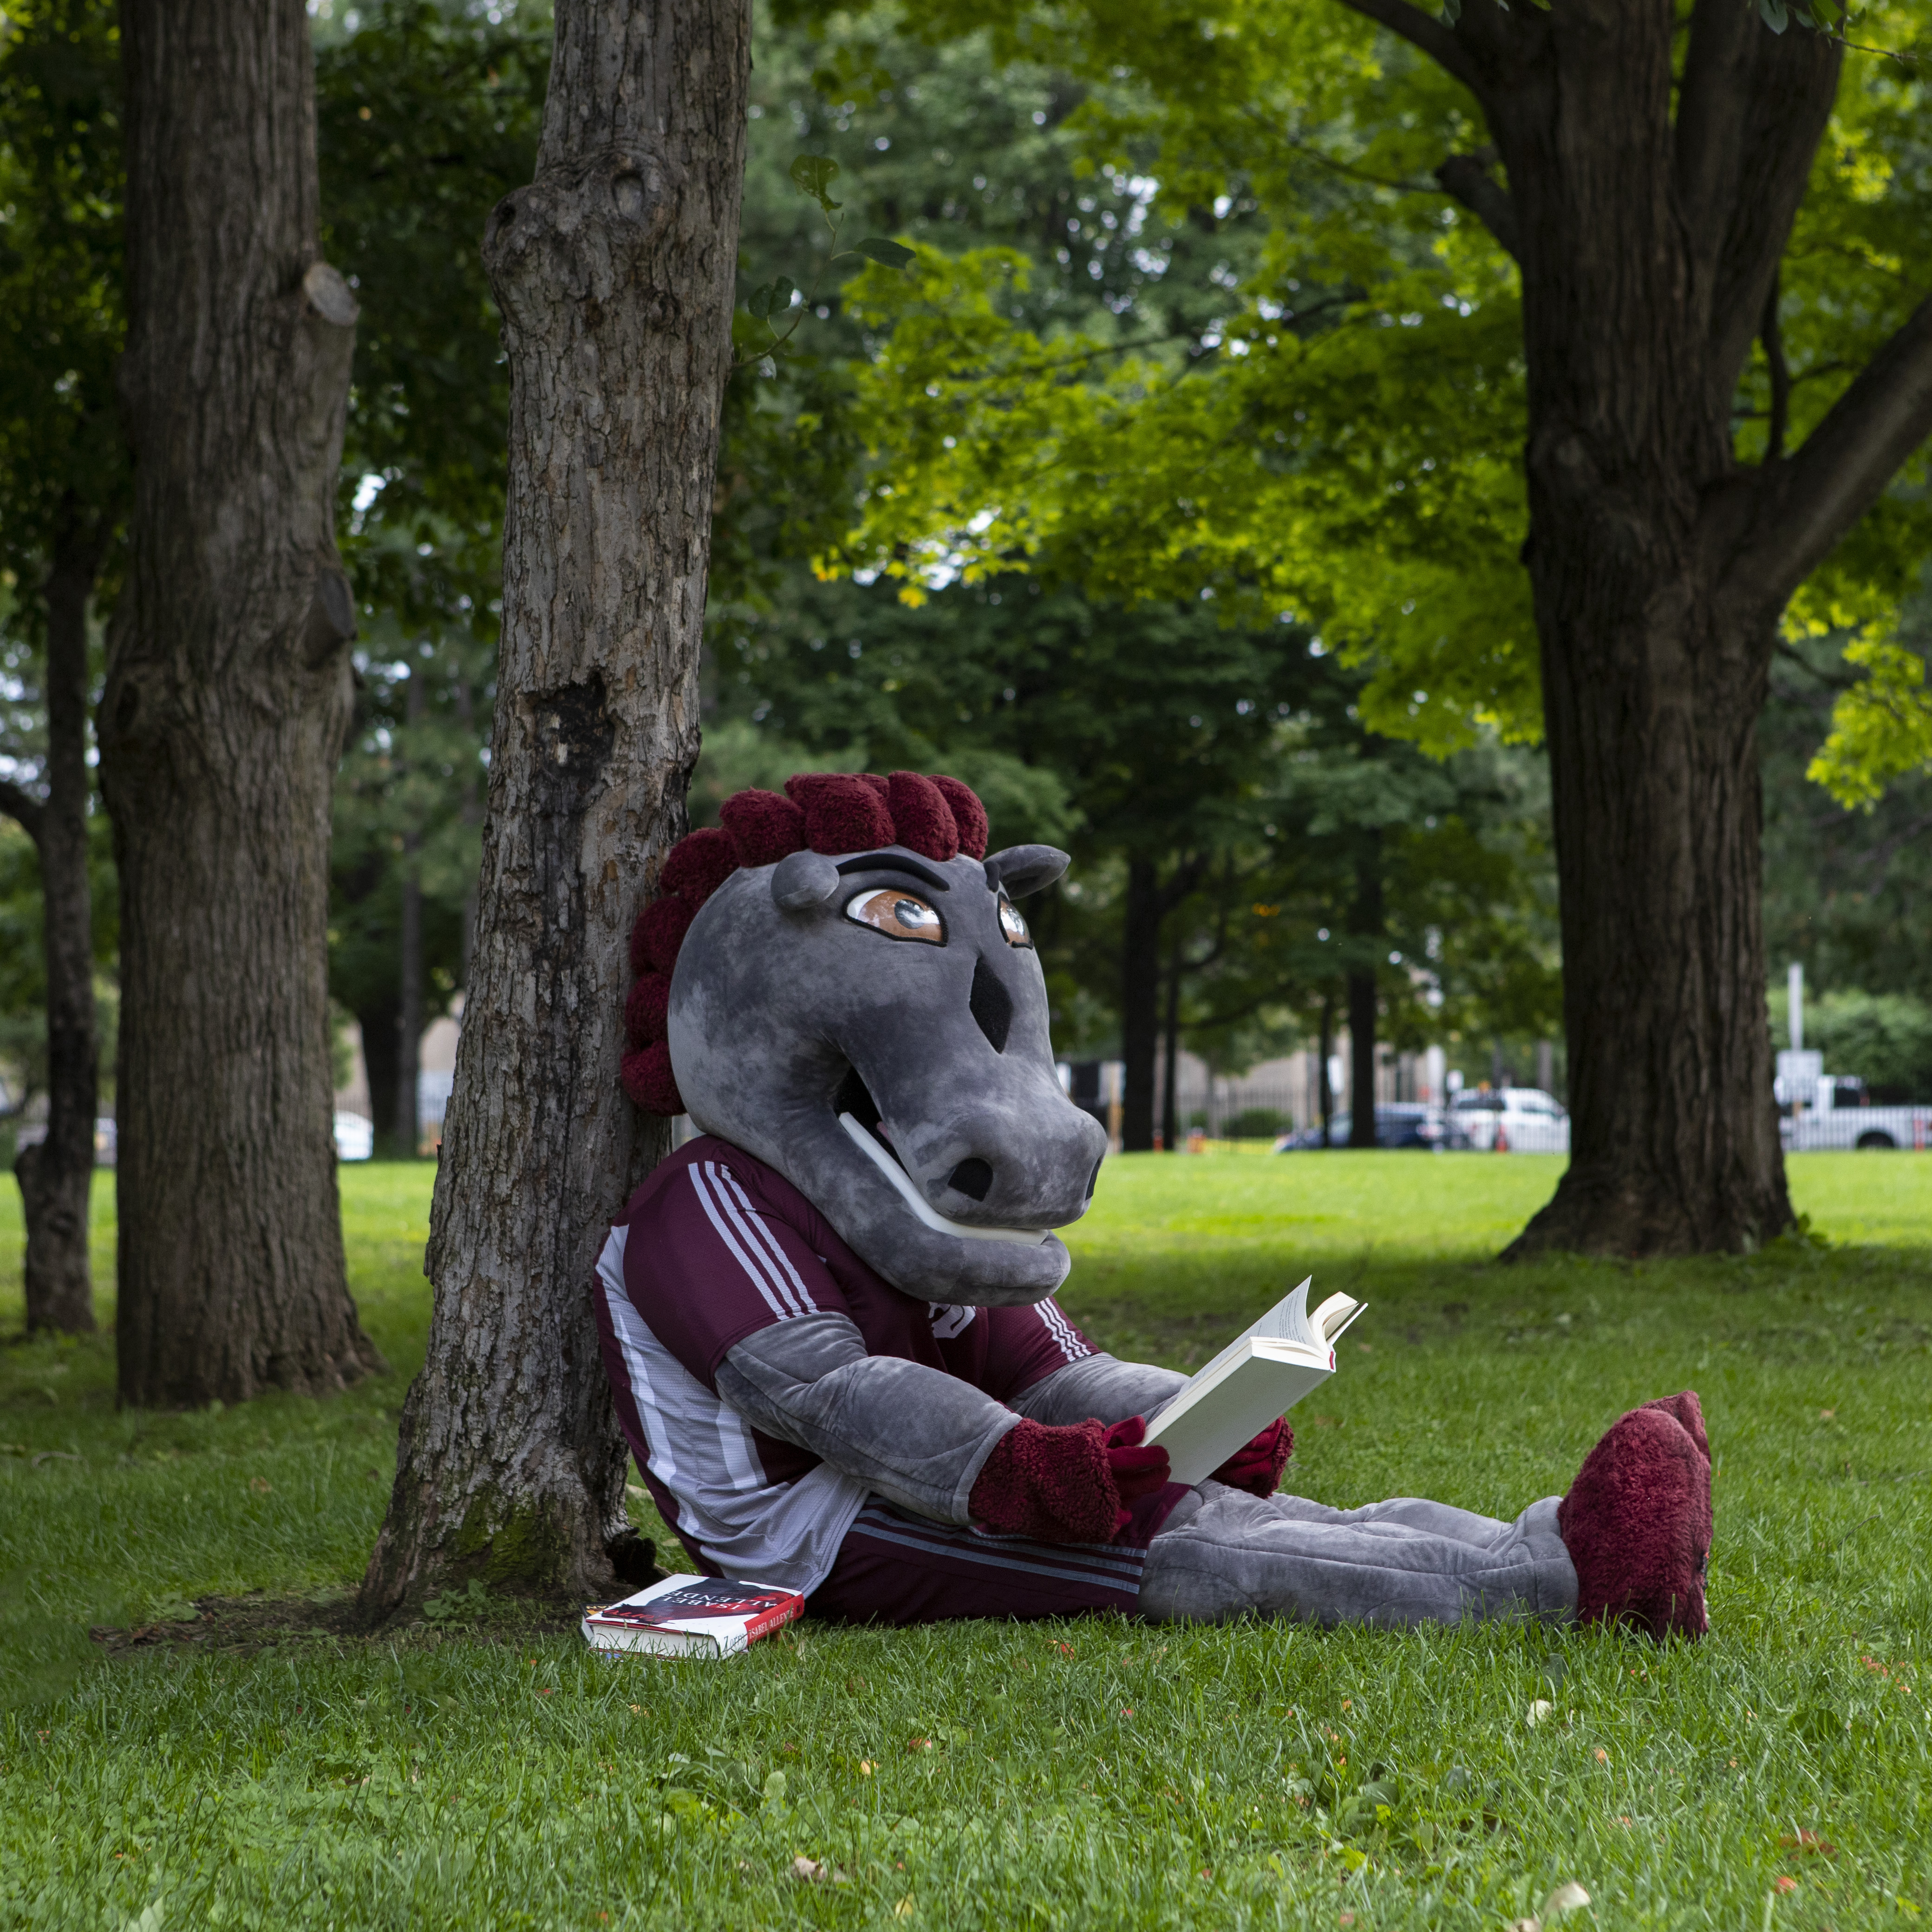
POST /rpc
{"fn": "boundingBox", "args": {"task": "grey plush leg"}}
[1138,1481,1578,1628]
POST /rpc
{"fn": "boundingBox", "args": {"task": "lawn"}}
[2,1151,1928,1929]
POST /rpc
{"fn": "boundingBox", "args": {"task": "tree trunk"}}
[1338,0,1932,1254]
[359,0,751,1614]
[11,506,102,1336]
[1119,857,1162,1153]
[1346,837,1381,1150]
[1159,920,1182,1152]
[396,665,426,1157]
[1318,992,1334,1148]
[103,0,383,1404]
[355,990,402,1161]
[1512,566,1791,1251]
[1482,8,1833,1255]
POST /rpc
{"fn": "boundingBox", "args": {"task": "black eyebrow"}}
[835,852,953,894]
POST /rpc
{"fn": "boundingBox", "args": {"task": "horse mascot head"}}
[620,771,1107,1307]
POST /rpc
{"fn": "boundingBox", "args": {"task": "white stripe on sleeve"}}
[713,1164,820,1315]
[687,1164,794,1321]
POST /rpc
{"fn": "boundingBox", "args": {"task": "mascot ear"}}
[771,848,842,913]
[984,844,1070,900]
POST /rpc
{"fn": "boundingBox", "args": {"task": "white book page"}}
[1179,1278,1319,1397]
[1140,1279,1366,1487]
[1143,1341,1335,1486]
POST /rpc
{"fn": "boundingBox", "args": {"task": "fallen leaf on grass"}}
[1778,1829,1837,1856]
[1776,1876,1798,1894]
[1525,1700,1555,1728]
[894,1901,915,1919]
[1545,1882,1591,1915]
[249,1476,272,1494]
[906,1736,933,1753]
[790,1855,849,1886]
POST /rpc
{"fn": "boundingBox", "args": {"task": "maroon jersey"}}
[592,1135,1097,1591]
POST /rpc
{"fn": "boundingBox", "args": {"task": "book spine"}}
[742,1597,804,1645]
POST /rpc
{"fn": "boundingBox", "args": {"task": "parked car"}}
[1447,1087,1570,1153]
[1273,1104,1447,1150]
[1782,1092,1930,1151]
[333,1111,375,1162]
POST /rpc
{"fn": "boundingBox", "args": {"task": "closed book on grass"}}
[1143,1278,1366,1486]
[581,1575,804,1659]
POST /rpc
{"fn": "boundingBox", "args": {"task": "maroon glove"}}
[1210,1417,1293,1497]
[970,1416,1172,1543]
[1102,1415,1174,1501]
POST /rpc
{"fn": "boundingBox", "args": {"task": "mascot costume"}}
[593,770,1711,1637]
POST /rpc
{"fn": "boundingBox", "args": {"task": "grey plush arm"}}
[717,1312,1019,1527]
[1007,1353,1188,1430]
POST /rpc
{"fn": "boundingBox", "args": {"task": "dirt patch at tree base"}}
[88,1587,586,1658]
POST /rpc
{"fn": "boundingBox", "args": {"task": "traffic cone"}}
[1494,1124,1509,1154]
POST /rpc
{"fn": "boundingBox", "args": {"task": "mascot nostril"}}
[595,768,1713,1646]
[948,1158,994,1201]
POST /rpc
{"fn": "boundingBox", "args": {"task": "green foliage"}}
[1762,617,1932,1008]
[3,1158,1932,1923]
[422,1577,496,1627]
[710,564,1558,1058]
[810,0,1932,763]
[1808,633,1932,810]
[312,3,550,1110]
[316,1,548,558]
[0,0,127,603]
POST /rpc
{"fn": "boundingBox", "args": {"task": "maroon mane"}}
[621,771,990,1115]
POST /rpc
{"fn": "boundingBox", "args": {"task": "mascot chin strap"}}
[595,770,1712,1645]
[838,1114,1049,1248]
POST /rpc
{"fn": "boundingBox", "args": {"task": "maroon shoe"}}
[1557,1390,1712,1640]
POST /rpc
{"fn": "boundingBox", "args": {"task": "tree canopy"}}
[812,0,1930,762]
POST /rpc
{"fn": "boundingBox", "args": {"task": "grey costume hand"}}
[1007,1353,1188,1431]
[718,1312,1018,1526]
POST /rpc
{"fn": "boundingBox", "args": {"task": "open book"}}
[1142,1278,1365,1487]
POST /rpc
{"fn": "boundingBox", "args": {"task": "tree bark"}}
[1336,0,1932,1253]
[103,0,383,1403]
[9,503,103,1336]
[359,0,751,1614]
[1119,857,1162,1152]
[1346,836,1382,1150]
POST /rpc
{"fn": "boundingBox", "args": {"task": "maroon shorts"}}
[806,1486,1187,1626]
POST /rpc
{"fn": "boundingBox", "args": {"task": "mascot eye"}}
[844,888,946,944]
[998,895,1031,948]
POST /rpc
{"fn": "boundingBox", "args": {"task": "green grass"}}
[2,1152,1929,1929]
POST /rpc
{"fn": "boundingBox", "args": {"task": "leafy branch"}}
[736,154,915,369]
